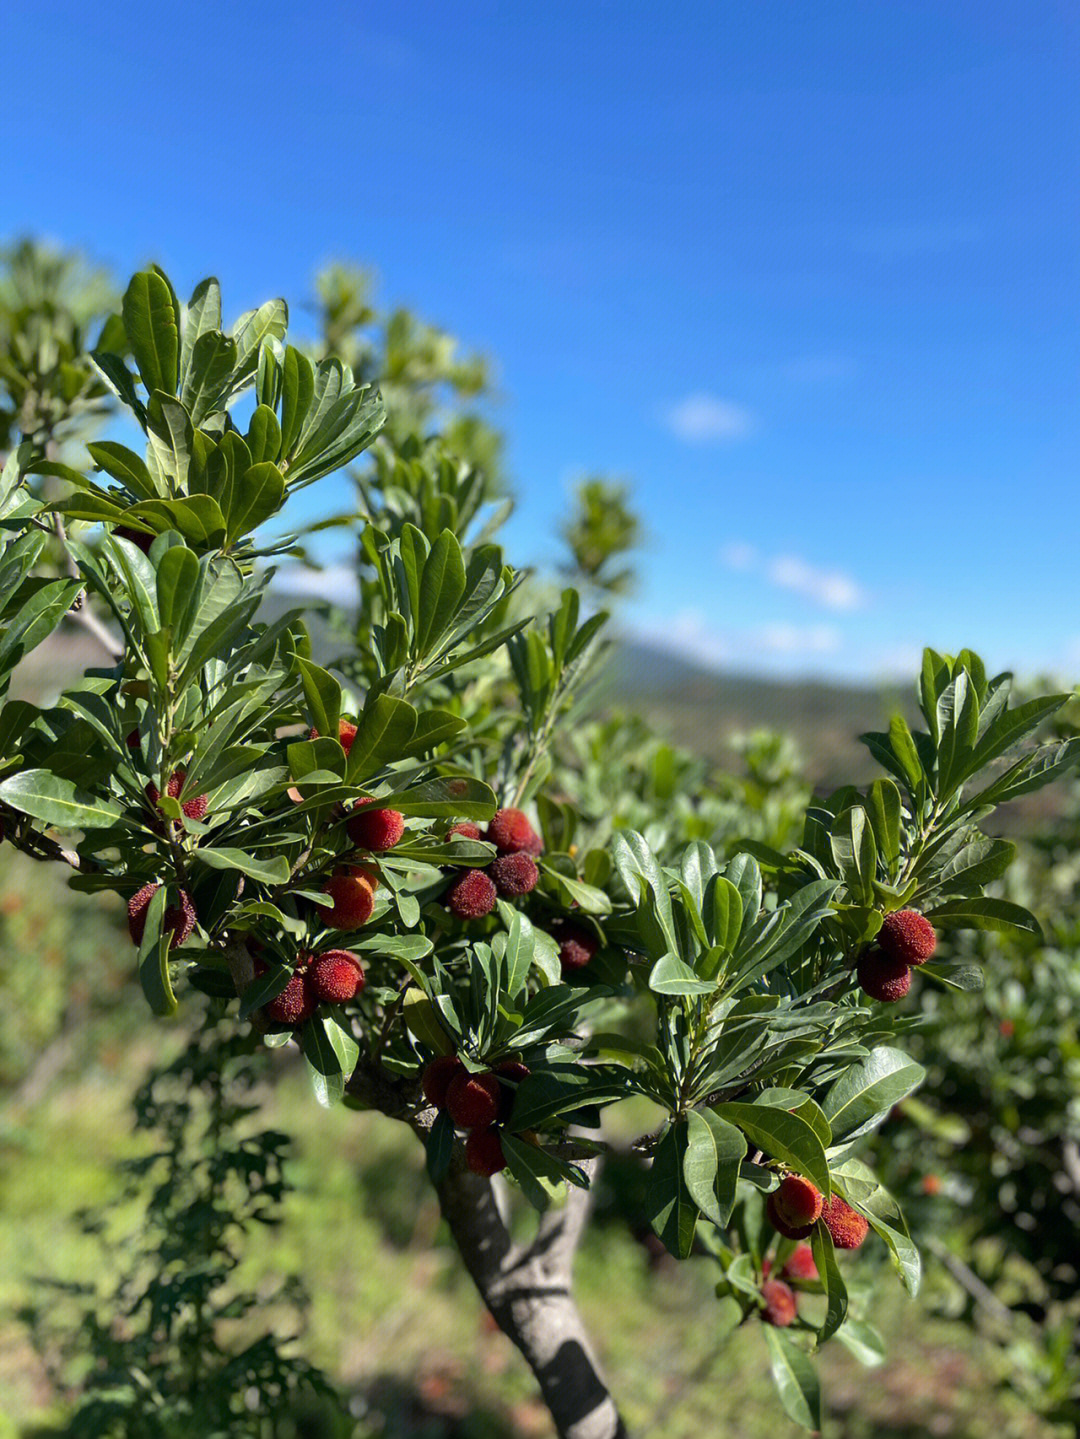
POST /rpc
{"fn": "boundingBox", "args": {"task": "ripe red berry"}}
[444,869,497,920]
[858,949,912,1002]
[486,808,541,855]
[781,1244,819,1282]
[821,1194,870,1250]
[346,797,405,851]
[551,921,599,972]
[775,1174,824,1228]
[125,728,141,750]
[319,866,378,929]
[422,1055,465,1109]
[766,1191,815,1241]
[445,1071,501,1129]
[308,717,358,754]
[264,969,316,1026]
[879,909,937,966]
[447,821,481,841]
[146,769,208,822]
[761,1278,797,1327]
[309,949,365,1003]
[488,853,539,898]
[127,882,196,948]
[465,1127,507,1176]
[921,1173,942,1196]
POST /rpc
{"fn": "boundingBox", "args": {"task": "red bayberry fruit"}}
[309,949,365,1003]
[775,1174,824,1228]
[821,1194,870,1250]
[146,769,208,822]
[858,949,912,1002]
[465,1127,507,1176]
[766,1191,815,1241]
[447,821,481,840]
[488,852,539,898]
[444,869,497,920]
[125,728,141,750]
[319,866,378,929]
[921,1173,942,1196]
[308,717,358,754]
[422,1055,465,1109]
[127,882,196,948]
[115,524,154,553]
[761,1278,797,1327]
[781,1244,819,1282]
[346,797,405,851]
[879,909,937,966]
[264,970,316,1026]
[550,921,599,972]
[445,1071,501,1129]
[486,808,541,855]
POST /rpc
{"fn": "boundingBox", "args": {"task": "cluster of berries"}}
[759,1244,818,1328]
[766,1173,869,1248]
[858,909,937,1003]
[127,881,196,948]
[421,1054,530,1176]
[256,947,366,1027]
[144,768,209,826]
[443,807,543,920]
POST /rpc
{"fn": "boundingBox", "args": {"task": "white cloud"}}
[766,555,865,612]
[663,393,756,443]
[272,563,359,606]
[632,610,841,672]
[719,543,867,613]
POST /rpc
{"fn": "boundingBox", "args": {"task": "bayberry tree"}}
[2,263,1078,1439]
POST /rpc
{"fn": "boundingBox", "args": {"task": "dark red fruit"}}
[486,808,541,855]
[115,524,154,553]
[858,949,912,1002]
[264,970,316,1026]
[488,853,539,897]
[447,821,481,841]
[346,797,405,851]
[551,921,599,972]
[879,909,937,966]
[422,1055,465,1109]
[821,1194,870,1250]
[465,1127,507,1176]
[766,1191,815,1241]
[761,1278,797,1327]
[309,949,365,1003]
[781,1244,818,1282]
[127,882,196,948]
[445,1071,501,1129]
[444,869,497,920]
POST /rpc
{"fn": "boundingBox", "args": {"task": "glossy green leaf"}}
[191,848,291,885]
[136,882,179,1018]
[0,768,123,828]
[764,1327,821,1431]
[648,952,717,996]
[346,694,418,780]
[647,1121,697,1259]
[684,1109,745,1227]
[711,1102,830,1195]
[924,896,1040,939]
[822,1047,926,1144]
[123,269,179,396]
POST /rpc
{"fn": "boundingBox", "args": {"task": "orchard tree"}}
[2,263,1079,1439]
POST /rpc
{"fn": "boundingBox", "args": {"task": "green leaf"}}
[647,1121,697,1259]
[835,1319,886,1367]
[155,545,201,643]
[346,694,418,780]
[225,462,285,545]
[924,896,1041,940]
[501,1133,588,1208]
[279,345,315,458]
[415,530,467,658]
[191,848,291,885]
[0,768,123,829]
[300,1016,346,1107]
[830,806,876,903]
[864,779,902,874]
[179,276,222,387]
[504,910,535,997]
[136,883,179,1018]
[124,495,227,547]
[811,1225,848,1342]
[648,952,717,996]
[711,1102,830,1195]
[384,774,497,820]
[702,874,744,955]
[0,578,83,678]
[426,1110,455,1183]
[764,1327,822,1431]
[822,1047,926,1144]
[684,1109,746,1227]
[919,959,984,991]
[122,269,179,396]
[297,658,341,740]
[182,329,238,424]
[87,441,157,499]
[507,1063,631,1132]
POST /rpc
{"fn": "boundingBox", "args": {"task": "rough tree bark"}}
[436,1155,628,1439]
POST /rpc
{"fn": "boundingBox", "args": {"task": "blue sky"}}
[4,1,1078,681]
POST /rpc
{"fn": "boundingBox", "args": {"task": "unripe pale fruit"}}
[766,1191,815,1241]
[422,1055,465,1109]
[486,807,541,855]
[445,1071,501,1129]
[127,882,196,948]
[761,1278,797,1327]
[488,852,539,897]
[857,949,912,1002]
[465,1127,507,1176]
[781,1244,818,1282]
[551,921,599,972]
[821,1194,870,1250]
[320,866,378,929]
[879,909,937,966]
[309,949,365,1003]
[346,797,405,851]
[444,869,497,920]
[775,1174,823,1228]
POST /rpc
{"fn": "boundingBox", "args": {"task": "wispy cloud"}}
[633,608,840,671]
[720,542,867,613]
[662,393,756,443]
